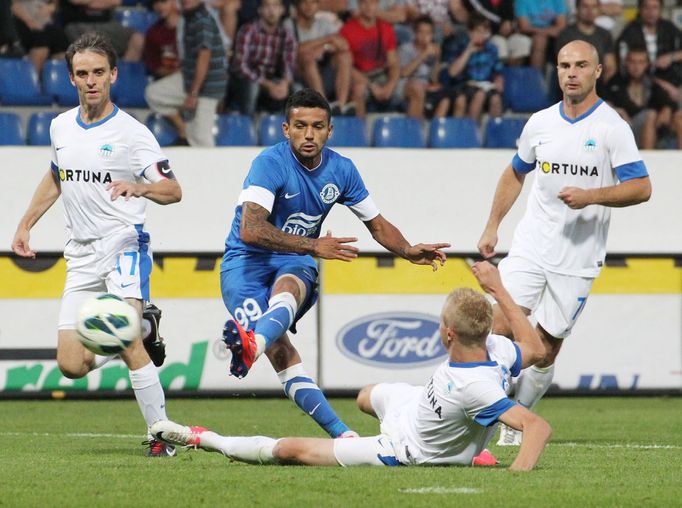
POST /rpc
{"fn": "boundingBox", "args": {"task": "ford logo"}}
[336,312,446,368]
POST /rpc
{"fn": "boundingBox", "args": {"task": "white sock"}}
[515,364,555,410]
[129,361,168,430]
[199,432,278,464]
[94,355,115,369]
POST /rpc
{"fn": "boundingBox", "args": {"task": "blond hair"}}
[441,288,492,346]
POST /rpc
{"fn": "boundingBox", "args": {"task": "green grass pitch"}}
[1,397,680,507]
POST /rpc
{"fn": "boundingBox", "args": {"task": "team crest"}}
[319,183,340,204]
[583,138,596,152]
[99,143,113,158]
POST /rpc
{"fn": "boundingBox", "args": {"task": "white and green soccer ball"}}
[77,294,140,355]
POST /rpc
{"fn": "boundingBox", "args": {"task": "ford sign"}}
[336,312,446,368]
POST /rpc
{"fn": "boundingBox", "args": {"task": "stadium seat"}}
[428,118,481,148]
[372,116,425,148]
[0,112,25,145]
[215,114,257,146]
[0,58,52,105]
[145,114,178,146]
[42,60,79,106]
[328,116,368,147]
[112,61,149,108]
[27,112,59,146]
[484,117,527,149]
[115,8,159,33]
[502,67,551,113]
[259,114,286,146]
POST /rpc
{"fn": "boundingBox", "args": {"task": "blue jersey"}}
[221,142,375,271]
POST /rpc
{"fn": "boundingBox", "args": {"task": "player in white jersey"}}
[11,33,182,456]
[150,262,552,471]
[477,40,652,446]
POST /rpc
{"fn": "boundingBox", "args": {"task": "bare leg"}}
[273,438,338,465]
[332,49,352,106]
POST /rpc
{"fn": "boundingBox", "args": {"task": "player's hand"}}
[477,227,498,258]
[107,180,145,201]
[405,242,450,271]
[471,260,502,294]
[11,228,36,258]
[313,230,359,261]
[558,186,591,209]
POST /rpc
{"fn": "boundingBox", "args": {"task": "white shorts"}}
[498,255,594,339]
[58,225,152,329]
[333,434,401,467]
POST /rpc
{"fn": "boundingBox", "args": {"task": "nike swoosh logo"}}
[269,317,284,327]
[56,146,65,151]
[121,282,135,288]
[309,403,321,416]
[284,192,300,199]
[161,167,171,174]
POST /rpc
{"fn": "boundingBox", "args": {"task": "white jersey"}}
[511,100,648,277]
[381,334,522,466]
[50,106,169,242]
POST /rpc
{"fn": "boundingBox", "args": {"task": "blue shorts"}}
[220,258,319,333]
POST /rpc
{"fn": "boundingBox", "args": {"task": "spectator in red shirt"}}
[340,0,400,117]
[229,0,297,115]
[143,0,180,79]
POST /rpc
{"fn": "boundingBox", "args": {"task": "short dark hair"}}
[467,13,490,32]
[284,88,331,122]
[65,32,117,74]
[413,14,434,29]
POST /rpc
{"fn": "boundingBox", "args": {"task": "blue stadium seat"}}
[502,67,552,113]
[115,8,159,33]
[0,59,52,105]
[112,61,149,107]
[0,112,25,145]
[484,117,527,149]
[328,116,368,147]
[259,114,286,146]
[42,60,79,106]
[372,116,425,148]
[145,114,178,146]
[215,114,257,146]
[27,112,59,146]
[428,117,481,148]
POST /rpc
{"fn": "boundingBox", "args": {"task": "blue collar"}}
[449,360,498,368]
[77,104,119,130]
[559,98,603,124]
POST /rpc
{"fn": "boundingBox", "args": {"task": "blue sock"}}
[255,293,297,349]
[278,364,350,438]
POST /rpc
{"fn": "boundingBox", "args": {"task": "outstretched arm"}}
[364,214,449,271]
[107,178,182,205]
[472,261,545,367]
[498,405,552,471]
[558,176,651,209]
[12,169,61,258]
[478,164,525,258]
[240,202,359,261]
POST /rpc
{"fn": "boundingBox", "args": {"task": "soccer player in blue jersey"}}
[220,88,450,438]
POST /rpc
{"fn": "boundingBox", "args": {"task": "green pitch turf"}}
[1,397,680,507]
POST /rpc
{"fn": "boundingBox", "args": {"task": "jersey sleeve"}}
[131,124,167,178]
[463,380,517,427]
[339,160,370,207]
[607,121,649,182]
[487,334,523,378]
[237,154,287,212]
[512,116,536,174]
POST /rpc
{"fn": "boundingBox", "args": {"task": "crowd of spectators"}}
[0,0,681,148]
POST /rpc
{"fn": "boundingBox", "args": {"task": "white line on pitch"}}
[552,442,680,450]
[400,487,481,495]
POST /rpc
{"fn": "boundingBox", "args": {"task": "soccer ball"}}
[77,294,140,355]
